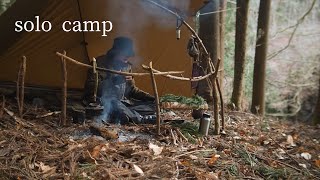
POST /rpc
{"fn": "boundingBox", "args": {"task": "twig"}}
[56,52,183,76]
[148,62,161,135]
[170,129,178,145]
[174,161,179,179]
[142,64,214,82]
[60,51,67,126]
[36,111,61,119]
[175,149,215,158]
[174,128,188,142]
[4,107,32,128]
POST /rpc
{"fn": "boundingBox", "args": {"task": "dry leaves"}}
[207,154,220,166]
[301,152,312,160]
[286,135,296,147]
[149,143,163,156]
[315,160,320,168]
[133,164,144,176]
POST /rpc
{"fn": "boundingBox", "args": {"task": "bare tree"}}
[231,0,250,110]
[251,0,272,115]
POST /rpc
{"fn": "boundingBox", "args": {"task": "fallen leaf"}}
[35,162,56,178]
[315,160,320,168]
[91,144,105,158]
[299,163,307,168]
[133,164,144,176]
[208,154,220,166]
[301,152,312,160]
[149,143,163,156]
[287,135,296,147]
[82,172,88,178]
[277,148,286,154]
[223,149,231,155]
[180,160,191,167]
[263,140,270,145]
[233,136,241,140]
[189,155,198,160]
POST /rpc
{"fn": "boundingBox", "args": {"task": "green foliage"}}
[160,94,206,107]
[257,166,288,180]
[0,0,15,15]
[172,121,200,143]
[228,164,239,176]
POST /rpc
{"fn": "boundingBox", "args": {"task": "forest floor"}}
[0,97,319,179]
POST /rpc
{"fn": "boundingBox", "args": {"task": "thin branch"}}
[56,52,183,76]
[198,7,238,16]
[147,62,161,135]
[142,64,215,82]
[268,0,317,60]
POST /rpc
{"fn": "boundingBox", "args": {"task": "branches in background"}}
[267,0,317,60]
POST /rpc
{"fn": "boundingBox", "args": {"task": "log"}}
[61,51,67,126]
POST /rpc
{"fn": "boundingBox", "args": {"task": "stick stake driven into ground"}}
[17,56,26,118]
[60,51,67,126]
[147,62,161,135]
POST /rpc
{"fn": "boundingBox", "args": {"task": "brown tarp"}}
[0,0,206,96]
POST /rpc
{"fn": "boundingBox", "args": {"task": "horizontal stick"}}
[142,64,215,82]
[56,52,184,76]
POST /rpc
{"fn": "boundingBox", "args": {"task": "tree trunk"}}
[197,0,220,103]
[219,0,227,91]
[251,0,272,116]
[313,77,320,125]
[231,0,250,111]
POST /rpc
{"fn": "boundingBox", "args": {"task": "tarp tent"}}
[0,0,206,96]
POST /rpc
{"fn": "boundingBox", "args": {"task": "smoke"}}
[105,0,192,67]
[97,98,112,123]
[98,0,192,123]
[107,0,191,35]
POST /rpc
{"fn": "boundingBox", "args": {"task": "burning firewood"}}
[89,124,119,140]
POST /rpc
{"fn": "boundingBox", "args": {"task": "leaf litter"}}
[0,97,319,179]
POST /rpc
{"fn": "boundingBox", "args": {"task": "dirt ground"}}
[0,97,319,179]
